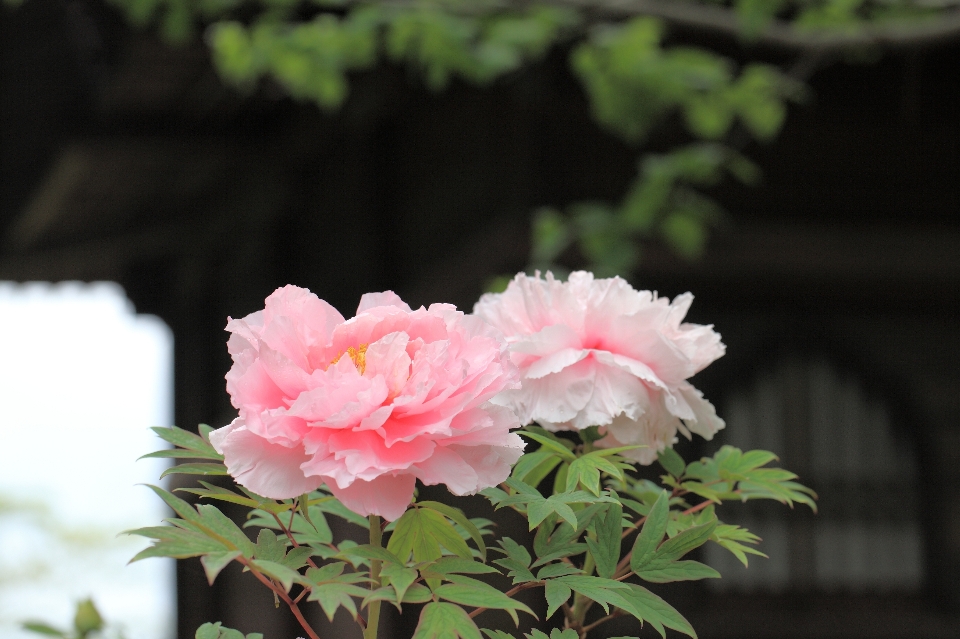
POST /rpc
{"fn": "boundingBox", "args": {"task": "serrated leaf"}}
[620,583,697,638]
[587,503,622,579]
[519,432,576,461]
[511,451,563,489]
[657,448,685,477]
[565,456,602,495]
[553,575,629,615]
[426,557,501,575]
[544,579,571,618]
[381,563,419,604]
[126,525,226,560]
[308,583,368,621]
[413,602,483,639]
[636,560,720,583]
[536,563,581,579]
[338,543,403,567]
[201,550,241,584]
[530,543,587,567]
[654,520,717,564]
[249,559,298,592]
[281,546,314,571]
[435,575,536,625]
[196,505,257,557]
[254,530,285,563]
[419,501,487,561]
[630,490,668,571]
[151,425,219,455]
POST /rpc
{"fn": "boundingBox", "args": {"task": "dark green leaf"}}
[586,503,622,579]
[620,583,697,638]
[630,490,668,571]
[544,579,571,618]
[636,560,720,583]
[435,575,536,625]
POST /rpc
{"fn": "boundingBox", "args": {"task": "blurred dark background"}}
[2,0,959,637]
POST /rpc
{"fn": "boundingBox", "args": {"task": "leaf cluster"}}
[129,422,815,639]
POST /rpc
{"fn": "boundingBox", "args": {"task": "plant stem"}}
[242,559,321,639]
[572,543,596,625]
[363,515,383,639]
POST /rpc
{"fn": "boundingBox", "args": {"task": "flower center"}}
[330,343,368,375]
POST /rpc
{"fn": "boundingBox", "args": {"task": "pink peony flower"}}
[210,285,524,521]
[473,271,725,464]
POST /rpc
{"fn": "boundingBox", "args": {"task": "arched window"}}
[704,357,924,592]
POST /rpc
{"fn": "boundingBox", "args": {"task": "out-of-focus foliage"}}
[7,0,960,274]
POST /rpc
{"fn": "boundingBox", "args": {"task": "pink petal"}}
[326,473,416,521]
[357,291,413,313]
[210,420,322,499]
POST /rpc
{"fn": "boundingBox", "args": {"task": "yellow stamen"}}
[330,344,368,375]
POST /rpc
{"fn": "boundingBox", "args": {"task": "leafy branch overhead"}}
[56,0,960,275]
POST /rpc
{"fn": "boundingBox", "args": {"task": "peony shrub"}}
[121,275,816,639]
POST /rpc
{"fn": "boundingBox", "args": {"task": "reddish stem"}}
[240,558,321,639]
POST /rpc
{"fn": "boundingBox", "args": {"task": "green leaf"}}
[195,622,222,639]
[511,451,563,490]
[536,563,580,579]
[630,490,669,571]
[160,463,228,479]
[620,583,697,639]
[389,507,467,573]
[139,448,224,461]
[381,563,419,604]
[21,622,66,637]
[151,425,220,456]
[553,575,629,614]
[412,602,483,639]
[425,557,501,576]
[201,550,241,584]
[544,579,571,618]
[435,575,536,625]
[249,559,299,592]
[657,448,685,477]
[338,544,403,567]
[254,530,285,563]
[636,560,720,583]
[308,583,369,621]
[420,508,473,559]
[653,520,718,564]
[126,525,227,561]
[196,505,257,557]
[419,501,487,561]
[565,456,602,495]
[281,546,315,571]
[519,432,576,461]
[586,503,622,579]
